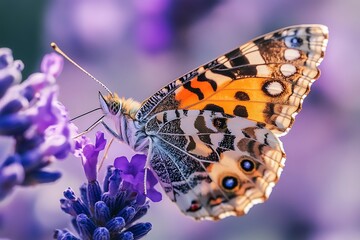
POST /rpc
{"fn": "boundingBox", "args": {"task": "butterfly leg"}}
[97,137,115,172]
[102,119,151,196]
[101,121,123,140]
[73,116,104,139]
[143,140,154,195]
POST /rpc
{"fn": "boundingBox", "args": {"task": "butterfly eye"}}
[221,176,239,191]
[240,159,255,173]
[109,101,121,115]
[288,36,303,47]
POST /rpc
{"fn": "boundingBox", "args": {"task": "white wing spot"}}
[280,64,296,76]
[217,55,227,62]
[284,49,300,61]
[263,81,284,97]
[246,49,265,64]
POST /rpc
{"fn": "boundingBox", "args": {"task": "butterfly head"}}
[99,92,122,116]
[99,91,141,119]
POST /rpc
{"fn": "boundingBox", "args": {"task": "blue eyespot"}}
[222,176,238,190]
[290,37,303,47]
[240,159,255,172]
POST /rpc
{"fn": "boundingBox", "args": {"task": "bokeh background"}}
[1,0,360,239]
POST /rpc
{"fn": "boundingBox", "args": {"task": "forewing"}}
[136,25,328,136]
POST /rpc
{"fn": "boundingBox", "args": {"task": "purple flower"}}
[58,133,159,239]
[75,131,107,182]
[0,48,75,201]
[114,155,145,185]
[114,154,162,203]
[55,167,152,240]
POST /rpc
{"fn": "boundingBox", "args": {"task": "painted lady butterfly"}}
[59,24,329,220]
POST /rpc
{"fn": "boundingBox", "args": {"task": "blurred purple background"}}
[1,0,360,239]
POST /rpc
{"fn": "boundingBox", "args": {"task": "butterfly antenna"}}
[51,42,112,95]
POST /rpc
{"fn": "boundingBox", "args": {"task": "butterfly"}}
[63,24,329,220]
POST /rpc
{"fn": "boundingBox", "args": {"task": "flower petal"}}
[130,154,146,172]
[114,156,130,171]
[76,214,96,239]
[41,53,63,78]
[22,170,62,185]
[146,170,159,188]
[127,222,152,240]
[0,155,24,200]
[82,145,98,181]
[146,188,162,202]
[94,131,106,151]
[78,131,107,181]
[0,114,31,135]
[0,75,16,99]
[93,227,110,240]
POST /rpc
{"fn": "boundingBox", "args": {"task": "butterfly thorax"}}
[99,92,149,153]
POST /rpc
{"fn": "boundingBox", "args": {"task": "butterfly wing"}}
[146,110,285,220]
[136,24,328,136]
[137,25,328,220]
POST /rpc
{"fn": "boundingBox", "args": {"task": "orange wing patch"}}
[174,72,233,106]
[174,76,303,133]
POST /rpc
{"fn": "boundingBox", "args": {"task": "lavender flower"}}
[55,132,153,240]
[0,48,75,201]
[74,131,107,182]
[114,155,162,204]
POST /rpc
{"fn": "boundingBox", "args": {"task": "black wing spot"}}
[204,104,224,113]
[233,105,248,118]
[162,112,168,122]
[199,134,212,145]
[240,65,257,76]
[175,109,180,118]
[264,103,275,123]
[234,91,250,101]
[212,117,227,130]
[211,66,236,79]
[198,74,217,91]
[230,55,250,66]
[183,82,204,100]
[195,116,216,133]
[225,48,241,59]
[186,136,196,151]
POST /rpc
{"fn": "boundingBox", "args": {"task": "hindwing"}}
[146,110,285,220]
